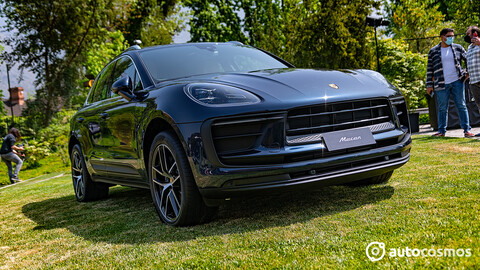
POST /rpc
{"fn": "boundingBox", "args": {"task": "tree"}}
[450,0,480,34]
[65,30,130,108]
[186,0,247,43]
[115,0,184,46]
[84,30,129,78]
[139,3,186,47]
[240,0,285,55]
[0,40,5,117]
[186,0,379,69]
[279,0,379,69]
[383,0,447,54]
[0,0,116,126]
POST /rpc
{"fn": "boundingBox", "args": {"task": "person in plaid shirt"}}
[426,28,474,137]
[465,26,480,136]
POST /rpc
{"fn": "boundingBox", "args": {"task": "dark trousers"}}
[470,83,480,112]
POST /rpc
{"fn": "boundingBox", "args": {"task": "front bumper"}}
[176,96,412,200]
[196,132,411,199]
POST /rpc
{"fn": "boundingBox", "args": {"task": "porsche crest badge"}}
[328,84,339,89]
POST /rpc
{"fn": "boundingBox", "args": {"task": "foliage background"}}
[0,110,73,185]
[1,0,480,183]
[183,0,460,111]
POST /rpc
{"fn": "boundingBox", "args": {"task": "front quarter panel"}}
[70,107,96,175]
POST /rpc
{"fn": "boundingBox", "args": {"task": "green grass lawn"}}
[0,136,479,269]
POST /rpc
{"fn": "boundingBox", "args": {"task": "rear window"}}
[138,44,289,82]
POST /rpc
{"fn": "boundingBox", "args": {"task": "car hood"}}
[196,68,401,104]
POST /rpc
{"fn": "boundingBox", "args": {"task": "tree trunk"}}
[44,48,52,127]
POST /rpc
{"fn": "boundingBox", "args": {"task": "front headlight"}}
[185,83,261,106]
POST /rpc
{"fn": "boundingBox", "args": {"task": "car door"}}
[100,56,145,184]
[81,62,116,178]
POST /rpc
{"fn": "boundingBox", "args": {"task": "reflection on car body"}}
[88,122,101,135]
[69,42,411,226]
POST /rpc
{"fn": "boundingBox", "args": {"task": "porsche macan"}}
[69,42,411,226]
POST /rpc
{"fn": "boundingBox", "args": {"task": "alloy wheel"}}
[71,150,85,200]
[151,143,182,223]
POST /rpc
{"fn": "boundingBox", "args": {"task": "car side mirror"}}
[112,76,134,101]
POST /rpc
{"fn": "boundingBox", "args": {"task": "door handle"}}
[99,112,109,119]
[76,117,85,123]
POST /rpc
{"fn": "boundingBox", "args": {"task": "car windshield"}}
[138,43,289,82]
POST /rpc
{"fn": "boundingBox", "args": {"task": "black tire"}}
[349,171,394,186]
[149,131,217,226]
[71,144,109,202]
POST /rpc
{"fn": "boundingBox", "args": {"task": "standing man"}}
[465,26,480,136]
[426,28,474,137]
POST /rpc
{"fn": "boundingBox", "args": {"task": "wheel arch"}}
[142,117,186,174]
[69,134,81,157]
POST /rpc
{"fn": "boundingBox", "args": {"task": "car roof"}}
[122,41,245,55]
[120,42,294,69]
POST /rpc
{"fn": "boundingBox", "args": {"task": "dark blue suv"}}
[69,43,411,226]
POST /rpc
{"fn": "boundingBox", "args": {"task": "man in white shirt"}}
[426,28,474,137]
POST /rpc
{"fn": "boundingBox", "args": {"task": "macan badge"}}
[329,83,339,89]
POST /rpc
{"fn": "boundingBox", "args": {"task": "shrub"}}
[35,110,74,166]
[37,110,74,152]
[378,38,427,112]
[0,108,75,185]
[0,110,74,171]
[22,140,51,169]
[0,116,10,136]
[419,114,430,124]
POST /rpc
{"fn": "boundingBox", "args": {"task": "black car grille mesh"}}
[286,99,393,139]
[211,114,284,157]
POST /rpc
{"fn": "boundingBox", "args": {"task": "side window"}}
[89,63,115,103]
[133,69,143,91]
[111,56,143,94]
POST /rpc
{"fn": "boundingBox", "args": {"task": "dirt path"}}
[0,173,66,190]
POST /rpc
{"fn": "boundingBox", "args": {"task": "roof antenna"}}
[125,40,142,52]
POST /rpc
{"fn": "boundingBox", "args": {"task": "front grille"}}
[208,98,405,166]
[286,99,394,144]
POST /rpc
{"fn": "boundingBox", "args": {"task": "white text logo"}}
[339,136,361,143]
[366,242,472,262]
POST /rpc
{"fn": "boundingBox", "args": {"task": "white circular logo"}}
[366,242,386,262]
